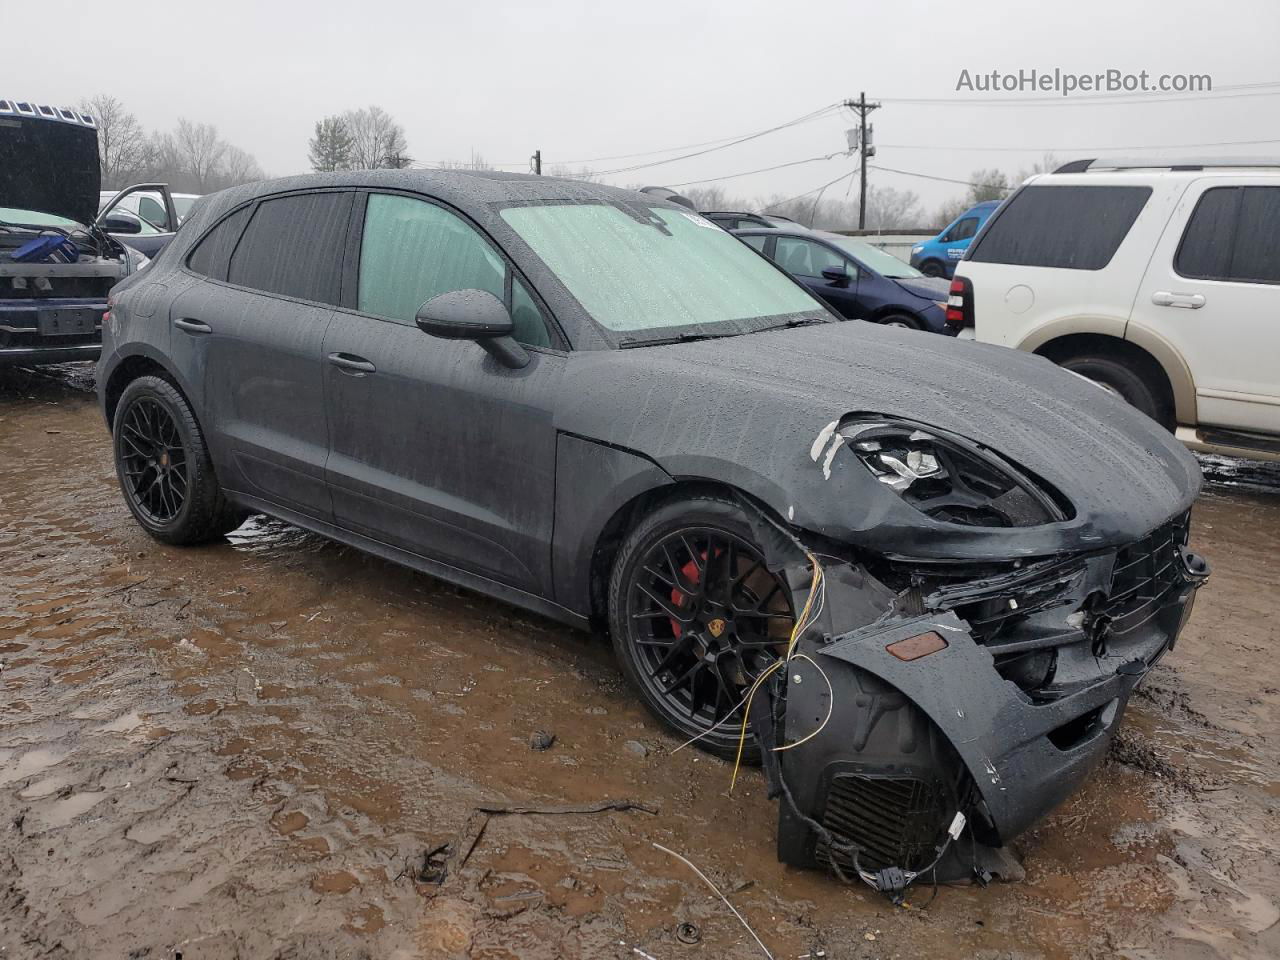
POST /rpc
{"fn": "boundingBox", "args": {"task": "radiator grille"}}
[815,774,948,873]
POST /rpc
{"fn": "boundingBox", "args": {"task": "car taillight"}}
[945,277,973,329]
[103,295,115,325]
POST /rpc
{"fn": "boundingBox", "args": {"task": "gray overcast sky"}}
[8,0,1279,212]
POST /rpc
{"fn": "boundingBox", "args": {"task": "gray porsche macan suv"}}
[98,170,1208,888]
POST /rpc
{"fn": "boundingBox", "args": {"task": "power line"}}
[868,163,1011,190]
[559,104,843,168]
[667,151,848,187]
[763,166,861,210]
[590,104,844,178]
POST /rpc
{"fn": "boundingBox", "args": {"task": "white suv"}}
[948,160,1280,462]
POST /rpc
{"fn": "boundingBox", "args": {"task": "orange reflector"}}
[886,631,947,661]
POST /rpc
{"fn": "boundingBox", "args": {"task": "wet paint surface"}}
[1,363,1278,959]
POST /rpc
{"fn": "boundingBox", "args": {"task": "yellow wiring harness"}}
[729,551,825,794]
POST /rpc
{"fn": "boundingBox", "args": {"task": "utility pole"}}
[532,149,542,175]
[844,92,880,229]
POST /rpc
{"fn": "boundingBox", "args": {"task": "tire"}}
[112,375,246,545]
[919,260,946,278]
[1057,353,1174,429]
[879,313,920,331]
[608,493,795,761]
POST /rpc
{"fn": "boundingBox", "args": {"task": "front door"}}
[773,235,862,318]
[1129,179,1280,434]
[322,191,562,596]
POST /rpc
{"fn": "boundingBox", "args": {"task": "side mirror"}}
[821,266,851,287]
[103,212,143,235]
[415,288,529,369]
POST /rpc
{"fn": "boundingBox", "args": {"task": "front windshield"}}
[0,207,82,230]
[828,236,923,279]
[500,203,823,334]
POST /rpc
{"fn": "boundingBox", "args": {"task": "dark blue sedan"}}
[734,228,954,335]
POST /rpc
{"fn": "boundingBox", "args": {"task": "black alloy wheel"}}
[610,497,796,760]
[117,395,189,524]
[112,375,247,544]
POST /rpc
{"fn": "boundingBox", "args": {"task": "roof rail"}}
[1053,157,1280,174]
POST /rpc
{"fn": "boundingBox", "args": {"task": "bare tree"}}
[343,106,409,170]
[174,119,227,192]
[80,94,148,189]
[860,186,924,231]
[218,145,264,188]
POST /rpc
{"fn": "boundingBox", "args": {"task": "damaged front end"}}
[741,418,1210,895]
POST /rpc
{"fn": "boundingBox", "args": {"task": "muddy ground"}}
[1,364,1277,960]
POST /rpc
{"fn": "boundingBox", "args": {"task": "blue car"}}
[735,228,953,334]
[909,199,1001,279]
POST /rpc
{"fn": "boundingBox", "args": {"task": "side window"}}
[227,192,350,303]
[1176,186,1280,284]
[740,235,768,253]
[137,195,168,230]
[946,217,979,242]
[1175,187,1237,281]
[969,185,1151,270]
[186,205,253,282]
[358,193,552,345]
[775,237,846,277]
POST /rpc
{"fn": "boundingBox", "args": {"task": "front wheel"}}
[608,495,796,760]
[112,375,246,544]
[880,313,920,330]
[919,260,946,278]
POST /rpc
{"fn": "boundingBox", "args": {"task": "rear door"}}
[321,191,563,596]
[173,190,353,521]
[1129,179,1280,433]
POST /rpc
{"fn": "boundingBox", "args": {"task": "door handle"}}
[1151,291,1206,309]
[327,352,376,374]
[173,317,212,334]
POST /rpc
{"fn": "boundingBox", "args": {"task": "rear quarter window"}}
[1177,185,1280,284]
[186,205,253,281]
[968,184,1151,271]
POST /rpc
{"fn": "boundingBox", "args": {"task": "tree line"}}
[85,95,265,195]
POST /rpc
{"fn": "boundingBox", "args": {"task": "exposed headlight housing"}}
[845,418,1072,527]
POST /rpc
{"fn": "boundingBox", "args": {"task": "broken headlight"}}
[844,418,1072,528]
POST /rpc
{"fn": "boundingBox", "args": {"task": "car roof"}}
[205,169,655,209]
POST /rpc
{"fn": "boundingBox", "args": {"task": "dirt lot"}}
[1,364,1277,960]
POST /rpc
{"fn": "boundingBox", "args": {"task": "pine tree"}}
[308,116,353,173]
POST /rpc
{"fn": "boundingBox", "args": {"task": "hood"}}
[891,276,950,301]
[558,322,1201,560]
[0,110,101,225]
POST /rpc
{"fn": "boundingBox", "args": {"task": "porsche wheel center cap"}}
[707,618,727,638]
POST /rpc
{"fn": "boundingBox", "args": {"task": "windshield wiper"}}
[618,331,740,349]
[756,316,831,333]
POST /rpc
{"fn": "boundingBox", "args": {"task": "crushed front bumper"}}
[747,506,1209,880]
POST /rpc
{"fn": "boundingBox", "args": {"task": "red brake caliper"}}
[671,550,719,638]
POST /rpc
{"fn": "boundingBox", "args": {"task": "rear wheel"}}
[112,375,246,544]
[608,495,795,760]
[1057,353,1174,429]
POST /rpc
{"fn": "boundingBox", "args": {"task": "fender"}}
[97,340,202,429]
[551,432,675,617]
